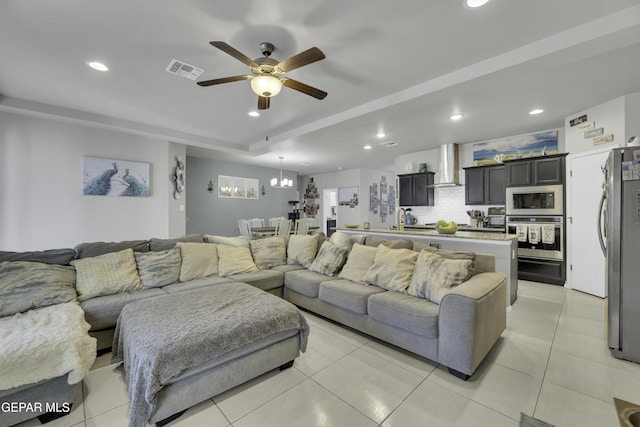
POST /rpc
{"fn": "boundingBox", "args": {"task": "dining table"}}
[251,226,320,237]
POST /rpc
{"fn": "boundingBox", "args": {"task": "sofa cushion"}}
[329,232,366,252]
[408,250,476,304]
[74,240,149,259]
[80,287,167,331]
[204,235,250,248]
[217,245,259,276]
[308,241,348,276]
[337,243,378,284]
[363,245,418,292]
[149,234,203,251]
[227,270,284,292]
[134,248,181,288]
[0,261,77,317]
[284,269,332,298]
[270,264,305,274]
[71,249,142,301]
[0,248,76,265]
[287,234,319,268]
[318,279,386,314]
[250,237,287,269]
[176,242,218,281]
[367,292,439,339]
[161,276,235,293]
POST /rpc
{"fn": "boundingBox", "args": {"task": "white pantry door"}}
[567,147,613,297]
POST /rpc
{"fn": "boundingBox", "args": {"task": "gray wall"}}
[186,156,298,236]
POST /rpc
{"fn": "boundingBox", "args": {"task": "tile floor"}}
[15,281,640,427]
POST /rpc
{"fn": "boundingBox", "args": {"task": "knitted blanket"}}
[112,283,309,427]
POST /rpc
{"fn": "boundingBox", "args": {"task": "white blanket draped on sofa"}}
[0,302,97,390]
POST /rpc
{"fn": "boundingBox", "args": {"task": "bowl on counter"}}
[344,224,360,229]
[435,225,458,234]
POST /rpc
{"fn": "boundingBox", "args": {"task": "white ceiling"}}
[2,0,640,174]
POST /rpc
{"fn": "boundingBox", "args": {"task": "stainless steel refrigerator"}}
[598,146,640,363]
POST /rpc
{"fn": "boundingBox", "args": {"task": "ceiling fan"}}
[197,41,327,110]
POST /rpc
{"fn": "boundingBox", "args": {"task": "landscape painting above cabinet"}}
[473,130,558,166]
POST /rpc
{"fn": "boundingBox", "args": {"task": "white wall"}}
[564,96,625,155]
[0,112,175,251]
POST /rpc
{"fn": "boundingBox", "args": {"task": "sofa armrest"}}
[437,272,507,377]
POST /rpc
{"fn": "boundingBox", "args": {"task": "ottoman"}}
[112,282,309,427]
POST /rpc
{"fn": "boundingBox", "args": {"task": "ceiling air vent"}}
[165,59,203,80]
[379,140,397,147]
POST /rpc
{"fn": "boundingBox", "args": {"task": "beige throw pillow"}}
[408,250,476,304]
[71,248,142,301]
[250,237,287,270]
[329,232,366,252]
[309,241,348,276]
[204,235,250,248]
[363,245,418,292]
[287,234,319,268]
[176,242,218,282]
[338,243,378,284]
[217,244,259,276]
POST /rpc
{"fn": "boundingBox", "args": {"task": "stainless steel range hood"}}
[432,143,460,187]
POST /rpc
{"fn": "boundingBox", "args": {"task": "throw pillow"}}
[71,248,142,301]
[250,237,287,270]
[329,232,366,252]
[287,234,320,268]
[204,235,251,248]
[217,244,259,276]
[0,261,77,317]
[134,248,181,288]
[309,241,348,276]
[338,243,378,284]
[363,245,418,292]
[176,242,219,282]
[408,250,476,304]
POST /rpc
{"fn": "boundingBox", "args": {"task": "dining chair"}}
[294,218,310,235]
[237,219,251,238]
[268,217,285,227]
[274,219,292,237]
[249,218,265,228]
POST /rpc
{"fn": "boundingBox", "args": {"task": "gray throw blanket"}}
[112,283,309,427]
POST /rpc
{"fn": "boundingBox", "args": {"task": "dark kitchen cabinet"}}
[505,154,567,186]
[398,172,434,206]
[464,165,505,205]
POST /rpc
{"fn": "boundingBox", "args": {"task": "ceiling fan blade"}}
[282,78,327,100]
[210,41,259,68]
[276,47,325,73]
[258,96,270,110]
[197,75,252,87]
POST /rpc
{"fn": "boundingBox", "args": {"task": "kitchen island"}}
[339,228,518,308]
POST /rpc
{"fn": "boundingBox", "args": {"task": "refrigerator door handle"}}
[597,191,607,256]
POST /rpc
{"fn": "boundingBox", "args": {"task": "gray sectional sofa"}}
[0,231,506,426]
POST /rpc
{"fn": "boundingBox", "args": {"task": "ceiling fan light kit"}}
[197,41,327,110]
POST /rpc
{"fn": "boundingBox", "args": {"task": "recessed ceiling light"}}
[449,113,464,121]
[363,145,372,150]
[529,108,544,115]
[376,131,386,138]
[248,111,260,117]
[301,162,310,166]
[87,61,108,72]
[466,0,489,8]
[338,166,343,170]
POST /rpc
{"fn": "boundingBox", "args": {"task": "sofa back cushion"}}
[176,242,218,281]
[338,243,378,284]
[74,240,149,259]
[408,250,476,304]
[287,234,320,268]
[250,237,287,270]
[217,244,259,276]
[134,248,181,288]
[0,248,76,265]
[204,235,251,248]
[363,245,418,292]
[149,234,203,251]
[328,232,366,252]
[0,261,77,317]
[308,241,348,276]
[71,248,142,301]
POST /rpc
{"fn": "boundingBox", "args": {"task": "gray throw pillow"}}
[329,232,366,252]
[0,261,77,317]
[309,241,348,276]
[250,237,287,270]
[134,248,181,287]
[408,250,476,304]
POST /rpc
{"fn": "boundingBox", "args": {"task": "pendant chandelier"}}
[271,156,293,188]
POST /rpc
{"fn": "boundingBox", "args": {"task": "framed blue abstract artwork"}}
[82,156,150,197]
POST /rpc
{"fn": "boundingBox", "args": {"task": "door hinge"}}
[570,170,573,177]
[570,264,573,271]
[569,217,572,224]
